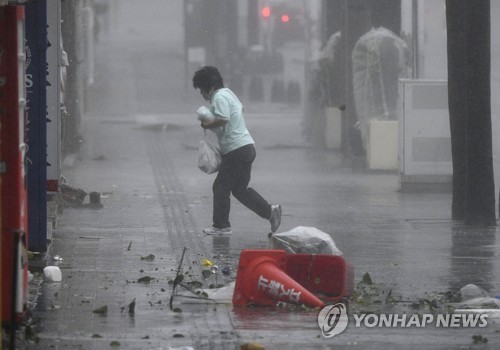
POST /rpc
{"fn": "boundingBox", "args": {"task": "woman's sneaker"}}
[203,226,232,235]
[269,204,282,233]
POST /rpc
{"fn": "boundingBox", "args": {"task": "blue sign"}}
[25,0,48,252]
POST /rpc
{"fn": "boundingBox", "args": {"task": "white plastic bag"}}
[198,132,221,174]
[268,226,343,255]
[196,106,223,139]
[196,106,215,122]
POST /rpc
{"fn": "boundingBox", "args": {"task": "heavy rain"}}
[1,0,500,349]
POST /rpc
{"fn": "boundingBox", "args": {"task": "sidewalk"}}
[24,27,500,350]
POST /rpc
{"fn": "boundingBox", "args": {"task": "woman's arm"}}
[201,118,227,129]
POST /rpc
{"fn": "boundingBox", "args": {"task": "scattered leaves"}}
[128,298,136,315]
[25,325,41,344]
[93,305,108,314]
[141,254,155,261]
[361,272,373,285]
[472,334,488,344]
[241,342,265,350]
[202,270,213,279]
[173,274,184,285]
[201,259,214,267]
[137,276,154,284]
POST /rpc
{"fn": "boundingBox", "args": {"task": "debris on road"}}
[240,342,265,350]
[60,183,104,209]
[454,284,500,309]
[60,183,87,207]
[43,266,62,282]
[268,226,343,255]
[92,305,108,315]
[140,254,155,261]
[128,298,136,315]
[137,276,154,284]
[201,258,214,267]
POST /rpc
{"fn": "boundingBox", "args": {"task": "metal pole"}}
[412,0,419,78]
[342,0,350,155]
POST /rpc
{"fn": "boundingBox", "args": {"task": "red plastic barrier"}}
[233,250,325,308]
[285,254,354,302]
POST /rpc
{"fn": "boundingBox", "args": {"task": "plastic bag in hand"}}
[198,137,221,174]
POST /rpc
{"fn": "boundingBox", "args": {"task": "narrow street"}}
[24,1,500,349]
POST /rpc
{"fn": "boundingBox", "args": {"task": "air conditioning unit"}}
[399,80,452,190]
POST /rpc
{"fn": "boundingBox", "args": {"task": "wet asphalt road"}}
[24,2,500,349]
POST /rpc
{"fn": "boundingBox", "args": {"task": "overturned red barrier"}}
[232,250,354,307]
[285,254,354,303]
[232,250,325,308]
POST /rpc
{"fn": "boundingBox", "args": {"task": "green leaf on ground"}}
[93,305,108,314]
[137,276,154,283]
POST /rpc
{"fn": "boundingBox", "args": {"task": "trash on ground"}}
[240,342,265,350]
[201,259,214,267]
[140,254,155,261]
[201,270,213,279]
[472,335,488,344]
[456,297,500,309]
[454,284,500,309]
[60,183,87,207]
[268,226,343,255]
[460,284,490,300]
[137,276,154,283]
[89,191,103,209]
[43,266,62,282]
[92,305,108,314]
[179,282,235,304]
[60,183,104,209]
[128,298,136,315]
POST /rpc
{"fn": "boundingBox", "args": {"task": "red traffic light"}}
[280,14,290,23]
[261,6,271,18]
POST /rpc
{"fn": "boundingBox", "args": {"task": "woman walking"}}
[193,66,281,235]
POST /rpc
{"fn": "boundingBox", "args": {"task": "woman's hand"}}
[200,120,209,129]
[200,118,227,129]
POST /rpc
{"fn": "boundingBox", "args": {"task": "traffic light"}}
[261,6,271,19]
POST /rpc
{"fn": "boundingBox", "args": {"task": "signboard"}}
[46,0,61,192]
[25,0,48,252]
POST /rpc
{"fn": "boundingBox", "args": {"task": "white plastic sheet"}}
[352,27,409,148]
[268,226,343,255]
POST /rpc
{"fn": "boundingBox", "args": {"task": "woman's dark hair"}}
[192,66,224,92]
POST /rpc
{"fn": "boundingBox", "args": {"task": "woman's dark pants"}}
[212,144,271,229]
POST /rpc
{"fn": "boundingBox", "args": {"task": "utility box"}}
[398,80,452,190]
[367,120,399,170]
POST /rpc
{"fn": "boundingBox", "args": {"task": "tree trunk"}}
[446,0,496,226]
